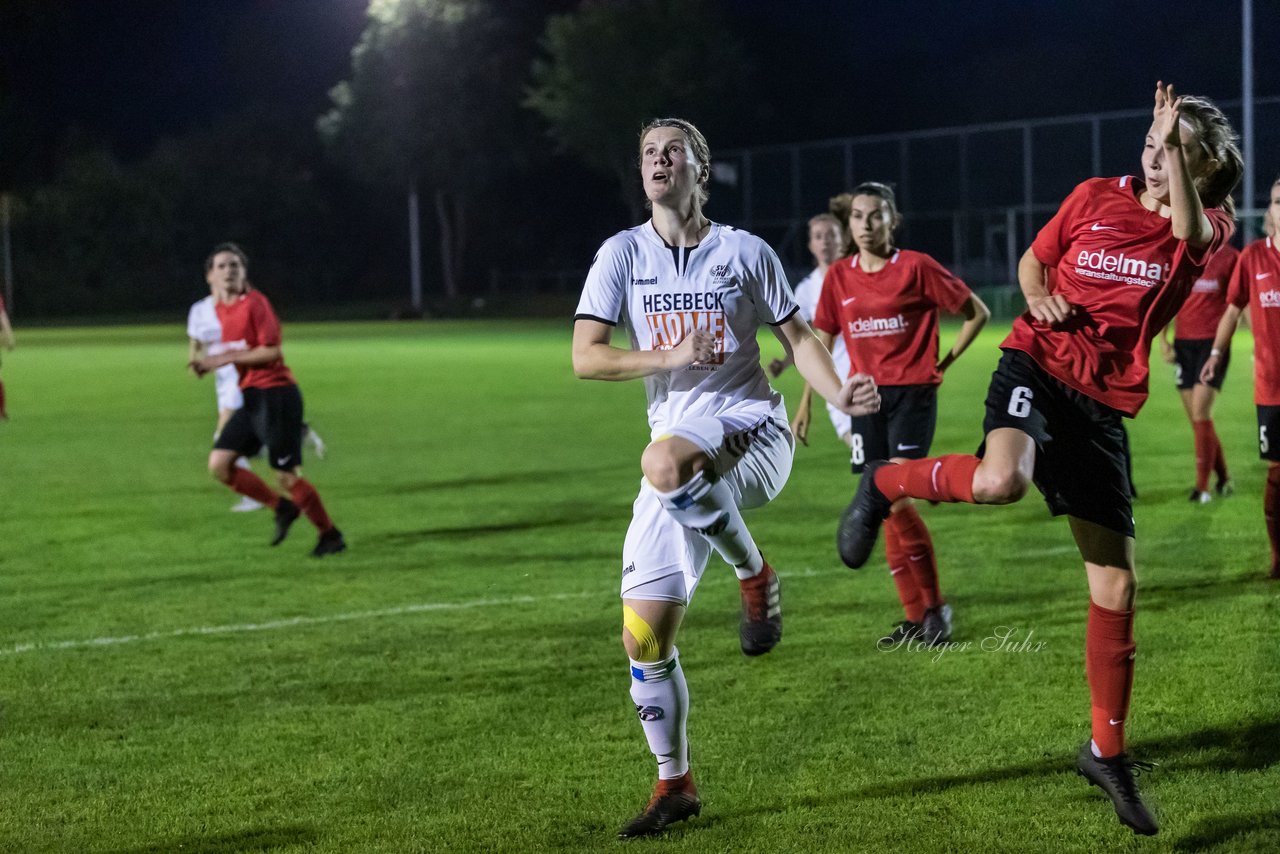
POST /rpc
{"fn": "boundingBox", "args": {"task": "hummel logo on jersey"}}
[1090,222,1118,231]
[631,275,659,287]
[1259,289,1280,308]
[841,296,857,306]
[1257,272,1274,279]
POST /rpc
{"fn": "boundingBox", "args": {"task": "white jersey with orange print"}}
[575,221,798,438]
[187,295,243,412]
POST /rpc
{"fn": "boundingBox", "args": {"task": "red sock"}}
[1192,420,1213,492]
[888,503,942,609]
[229,467,280,508]
[883,519,924,623]
[1265,465,1280,576]
[874,454,979,504]
[0,379,6,417]
[1210,424,1229,485]
[290,478,334,532]
[1086,600,1135,758]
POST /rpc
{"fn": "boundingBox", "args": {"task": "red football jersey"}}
[1226,237,1280,404]
[215,289,296,389]
[1002,176,1233,416]
[1174,243,1239,340]
[812,249,972,386]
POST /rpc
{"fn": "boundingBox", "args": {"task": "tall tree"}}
[319,0,529,304]
[525,0,748,221]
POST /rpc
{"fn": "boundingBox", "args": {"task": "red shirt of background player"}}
[1173,243,1239,340]
[1001,176,1233,416]
[215,289,296,389]
[812,250,972,386]
[1226,236,1280,404]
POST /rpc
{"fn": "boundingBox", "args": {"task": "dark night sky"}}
[3,0,1276,180]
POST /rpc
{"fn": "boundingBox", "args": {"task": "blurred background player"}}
[810,182,988,647]
[190,242,345,557]
[837,83,1241,836]
[1158,239,1240,502]
[1202,174,1280,577]
[0,289,12,420]
[572,117,878,838]
[188,262,327,512]
[770,212,853,448]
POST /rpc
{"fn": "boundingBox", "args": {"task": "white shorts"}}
[620,414,795,605]
[214,364,243,412]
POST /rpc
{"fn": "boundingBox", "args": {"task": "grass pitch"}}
[0,320,1276,853]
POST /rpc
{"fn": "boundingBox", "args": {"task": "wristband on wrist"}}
[1210,348,1222,357]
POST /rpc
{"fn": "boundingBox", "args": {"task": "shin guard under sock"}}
[1086,600,1135,758]
[629,651,689,780]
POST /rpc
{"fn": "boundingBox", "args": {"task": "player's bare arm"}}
[1200,302,1243,383]
[1154,81,1215,247]
[789,327,838,446]
[191,345,282,376]
[1019,247,1074,326]
[572,318,712,381]
[773,314,876,416]
[0,310,13,351]
[937,292,991,374]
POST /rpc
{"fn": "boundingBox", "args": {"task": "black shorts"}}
[980,349,1134,537]
[1173,338,1228,391]
[849,384,937,474]
[1258,406,1280,462]
[214,384,305,471]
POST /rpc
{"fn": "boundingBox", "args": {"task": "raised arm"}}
[572,318,711,381]
[1154,81,1215,248]
[937,292,991,374]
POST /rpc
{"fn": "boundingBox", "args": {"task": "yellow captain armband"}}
[623,605,660,661]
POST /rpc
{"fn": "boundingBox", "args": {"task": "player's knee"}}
[208,456,234,483]
[973,464,1029,504]
[277,470,299,491]
[622,605,668,662]
[1094,570,1136,610]
[641,442,691,492]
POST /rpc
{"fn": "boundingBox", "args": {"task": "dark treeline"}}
[1,0,1267,319]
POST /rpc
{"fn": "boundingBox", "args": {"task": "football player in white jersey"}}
[188,273,326,512]
[573,117,879,838]
[770,212,853,448]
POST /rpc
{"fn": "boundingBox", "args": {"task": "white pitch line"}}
[0,569,845,658]
[1,546,1184,658]
[0,591,601,657]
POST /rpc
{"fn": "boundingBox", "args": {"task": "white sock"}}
[629,651,689,780]
[653,471,761,577]
[235,457,253,471]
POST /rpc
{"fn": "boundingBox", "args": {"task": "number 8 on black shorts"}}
[848,384,938,474]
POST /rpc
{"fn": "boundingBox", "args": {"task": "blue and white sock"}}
[654,471,763,578]
[628,651,689,780]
